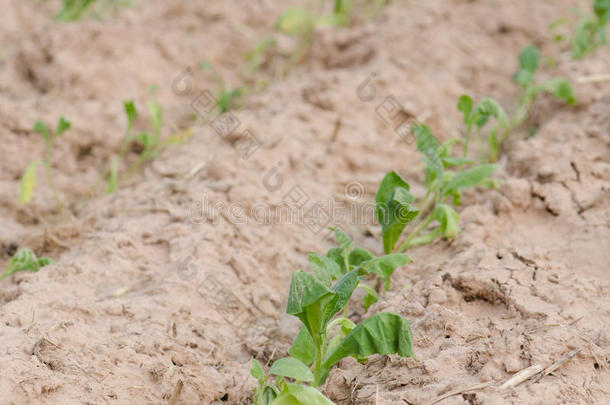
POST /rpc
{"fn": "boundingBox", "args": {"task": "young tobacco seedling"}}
[199,61,243,113]
[507,45,577,141]
[378,124,499,254]
[1,248,54,282]
[20,117,71,211]
[572,0,610,59]
[252,230,415,404]
[457,96,509,163]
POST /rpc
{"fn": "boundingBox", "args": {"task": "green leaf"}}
[251,358,265,381]
[322,270,359,323]
[20,161,40,204]
[124,100,137,132]
[131,132,154,148]
[347,247,375,267]
[308,252,342,285]
[33,121,51,143]
[55,116,71,137]
[539,79,578,105]
[359,283,379,311]
[519,44,540,73]
[1,248,54,281]
[105,158,119,194]
[457,95,473,125]
[514,69,535,86]
[317,312,415,386]
[333,228,352,252]
[473,99,509,129]
[432,204,460,238]
[269,358,314,383]
[289,326,315,365]
[414,124,444,181]
[442,164,499,194]
[269,383,335,405]
[376,172,419,254]
[286,271,334,316]
[355,253,411,290]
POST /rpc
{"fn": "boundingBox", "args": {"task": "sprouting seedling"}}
[1,248,54,282]
[507,44,577,140]
[378,124,499,253]
[20,116,71,211]
[457,95,509,162]
[56,0,132,22]
[246,38,278,73]
[56,0,98,21]
[251,357,333,405]
[252,230,415,404]
[572,0,609,59]
[199,61,243,113]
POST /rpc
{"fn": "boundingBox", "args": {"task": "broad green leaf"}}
[442,164,499,194]
[347,247,375,267]
[414,124,444,181]
[519,44,540,73]
[269,383,334,405]
[269,358,313,382]
[326,247,347,274]
[355,253,411,290]
[333,228,352,252]
[20,161,40,204]
[376,174,419,254]
[289,326,315,365]
[317,312,415,386]
[55,116,71,137]
[359,283,379,311]
[457,95,473,125]
[251,358,264,381]
[286,271,334,316]
[33,121,51,142]
[432,204,460,238]
[514,69,535,86]
[539,79,577,105]
[376,171,410,209]
[322,270,359,324]
[308,252,342,285]
[474,99,509,128]
[124,100,137,132]
[105,158,119,194]
[1,248,54,281]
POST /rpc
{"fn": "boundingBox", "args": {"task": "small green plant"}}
[20,117,71,211]
[459,45,577,162]
[251,229,415,404]
[56,0,131,22]
[505,45,577,143]
[1,248,54,281]
[199,61,244,113]
[572,0,610,59]
[378,124,499,254]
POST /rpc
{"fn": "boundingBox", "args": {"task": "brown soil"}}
[0,0,608,404]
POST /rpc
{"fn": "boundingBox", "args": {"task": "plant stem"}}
[397,214,434,253]
[44,138,63,212]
